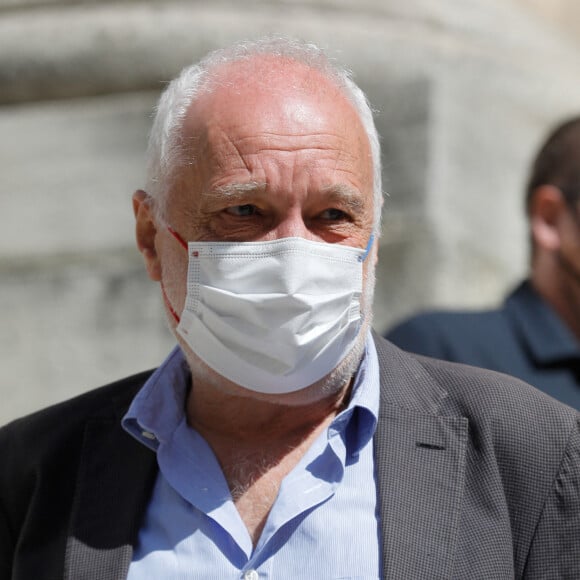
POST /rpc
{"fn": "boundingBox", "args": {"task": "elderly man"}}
[386,117,580,410]
[1,38,579,579]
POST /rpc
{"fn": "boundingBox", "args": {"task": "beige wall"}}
[517,0,580,41]
[2,0,580,424]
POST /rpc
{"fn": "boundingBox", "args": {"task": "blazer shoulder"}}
[0,369,155,459]
[419,347,575,416]
[376,335,579,528]
[0,370,157,579]
[414,350,579,465]
[376,333,578,446]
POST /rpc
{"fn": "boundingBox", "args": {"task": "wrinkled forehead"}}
[181,56,369,154]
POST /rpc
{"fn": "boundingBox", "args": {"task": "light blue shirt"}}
[123,336,381,579]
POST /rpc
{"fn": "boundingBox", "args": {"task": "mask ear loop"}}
[161,283,181,324]
[161,226,190,323]
[359,234,375,262]
[167,225,188,250]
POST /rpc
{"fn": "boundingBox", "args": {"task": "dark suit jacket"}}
[1,335,579,579]
[386,280,580,410]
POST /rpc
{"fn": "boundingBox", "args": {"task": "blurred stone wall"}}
[2,0,580,424]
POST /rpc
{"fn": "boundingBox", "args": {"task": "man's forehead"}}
[182,84,368,174]
[183,57,352,134]
[174,55,373,200]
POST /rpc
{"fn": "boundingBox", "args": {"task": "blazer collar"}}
[373,334,468,579]
[373,331,449,413]
[506,280,580,364]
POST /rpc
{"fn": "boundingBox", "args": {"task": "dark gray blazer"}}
[1,335,579,579]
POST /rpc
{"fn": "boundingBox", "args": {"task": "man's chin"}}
[176,324,369,408]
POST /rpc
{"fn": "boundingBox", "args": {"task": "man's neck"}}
[185,377,351,447]
[185,377,352,545]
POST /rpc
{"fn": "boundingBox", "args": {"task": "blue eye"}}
[320,208,348,220]
[226,204,257,216]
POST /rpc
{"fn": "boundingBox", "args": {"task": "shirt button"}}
[243,570,259,580]
[141,430,157,440]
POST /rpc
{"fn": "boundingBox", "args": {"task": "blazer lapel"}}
[373,336,468,579]
[65,405,157,580]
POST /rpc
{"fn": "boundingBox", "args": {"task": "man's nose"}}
[273,215,313,240]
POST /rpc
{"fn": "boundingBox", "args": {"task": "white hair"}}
[145,36,383,235]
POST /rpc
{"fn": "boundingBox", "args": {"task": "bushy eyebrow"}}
[206,182,267,199]
[204,181,366,213]
[320,184,366,213]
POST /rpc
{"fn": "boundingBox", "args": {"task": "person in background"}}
[386,117,580,410]
[1,38,579,579]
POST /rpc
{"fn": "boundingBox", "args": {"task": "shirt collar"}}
[507,281,580,365]
[122,345,190,450]
[122,333,380,454]
[328,333,380,456]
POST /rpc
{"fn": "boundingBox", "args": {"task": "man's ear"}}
[529,185,567,252]
[133,190,162,281]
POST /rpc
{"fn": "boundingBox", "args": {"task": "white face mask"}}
[165,229,373,395]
